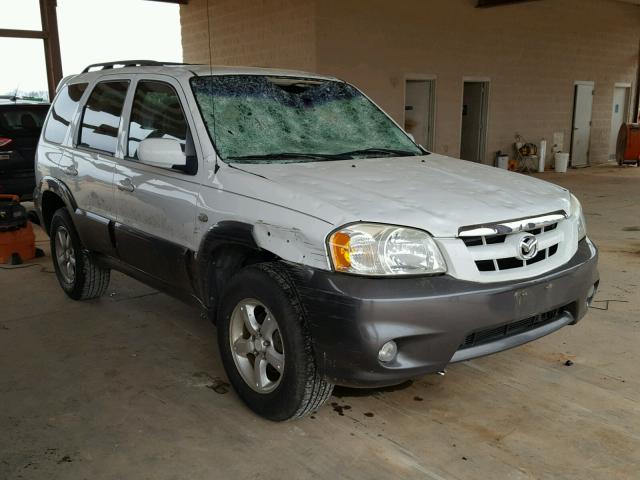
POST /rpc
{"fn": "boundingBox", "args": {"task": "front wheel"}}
[217,263,333,421]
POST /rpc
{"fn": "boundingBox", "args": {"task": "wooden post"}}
[40,0,63,101]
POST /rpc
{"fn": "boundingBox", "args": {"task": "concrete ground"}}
[1,166,638,480]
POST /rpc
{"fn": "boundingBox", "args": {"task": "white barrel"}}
[555,152,569,173]
[497,154,509,169]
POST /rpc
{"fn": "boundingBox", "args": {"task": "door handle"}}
[64,165,78,176]
[117,178,135,192]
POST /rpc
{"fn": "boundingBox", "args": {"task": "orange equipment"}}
[0,194,37,265]
[616,123,640,166]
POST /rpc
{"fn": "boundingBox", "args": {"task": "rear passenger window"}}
[127,81,188,159]
[43,83,87,144]
[78,81,129,155]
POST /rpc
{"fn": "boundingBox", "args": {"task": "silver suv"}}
[35,60,599,420]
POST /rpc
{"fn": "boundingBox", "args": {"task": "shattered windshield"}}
[190,75,422,163]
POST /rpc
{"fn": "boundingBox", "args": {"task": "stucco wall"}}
[180,0,640,165]
[180,0,316,71]
[316,0,640,164]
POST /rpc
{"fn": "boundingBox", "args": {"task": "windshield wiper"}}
[227,152,349,162]
[337,147,424,158]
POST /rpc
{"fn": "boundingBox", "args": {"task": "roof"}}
[187,64,338,80]
[65,62,339,87]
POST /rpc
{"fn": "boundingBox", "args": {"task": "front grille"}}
[462,221,561,273]
[459,307,565,350]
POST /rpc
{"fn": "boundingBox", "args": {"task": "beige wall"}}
[181,0,317,71]
[181,0,640,165]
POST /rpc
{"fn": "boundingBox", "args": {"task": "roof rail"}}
[81,60,187,73]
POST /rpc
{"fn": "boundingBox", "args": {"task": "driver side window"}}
[127,80,188,160]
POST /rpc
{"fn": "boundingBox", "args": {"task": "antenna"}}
[205,0,219,173]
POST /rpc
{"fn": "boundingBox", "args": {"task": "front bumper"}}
[287,238,599,387]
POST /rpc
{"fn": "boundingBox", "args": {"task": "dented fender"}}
[195,163,335,272]
[252,221,329,268]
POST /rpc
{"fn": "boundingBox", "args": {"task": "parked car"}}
[34,61,599,420]
[0,99,49,199]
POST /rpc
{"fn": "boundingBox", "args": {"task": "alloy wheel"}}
[229,299,285,393]
[54,226,76,284]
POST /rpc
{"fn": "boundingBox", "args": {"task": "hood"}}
[232,154,570,237]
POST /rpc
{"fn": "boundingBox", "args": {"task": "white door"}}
[404,80,435,150]
[460,81,489,163]
[609,86,630,160]
[571,84,594,167]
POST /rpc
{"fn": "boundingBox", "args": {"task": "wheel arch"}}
[196,221,280,320]
[37,177,77,235]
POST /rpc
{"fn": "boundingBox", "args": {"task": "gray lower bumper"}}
[288,238,599,387]
[449,310,574,363]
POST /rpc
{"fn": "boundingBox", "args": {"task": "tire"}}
[49,208,110,300]
[217,263,333,421]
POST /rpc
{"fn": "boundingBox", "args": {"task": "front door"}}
[114,76,200,288]
[404,79,435,150]
[460,81,489,163]
[571,83,594,167]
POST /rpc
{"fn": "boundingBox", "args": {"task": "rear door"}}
[60,77,132,255]
[114,75,201,287]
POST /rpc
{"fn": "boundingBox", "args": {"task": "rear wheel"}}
[217,263,333,421]
[50,209,110,300]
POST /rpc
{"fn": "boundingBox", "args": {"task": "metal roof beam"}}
[0,28,46,39]
[476,0,540,7]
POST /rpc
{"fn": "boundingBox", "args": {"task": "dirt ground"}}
[0,165,638,480]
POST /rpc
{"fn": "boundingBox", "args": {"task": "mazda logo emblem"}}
[519,234,538,260]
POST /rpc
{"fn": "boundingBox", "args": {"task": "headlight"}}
[570,194,587,240]
[328,223,447,276]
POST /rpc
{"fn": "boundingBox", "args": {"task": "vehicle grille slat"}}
[463,218,563,273]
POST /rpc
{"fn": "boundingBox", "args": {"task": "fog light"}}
[378,340,398,363]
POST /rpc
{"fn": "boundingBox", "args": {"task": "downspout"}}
[634,37,640,122]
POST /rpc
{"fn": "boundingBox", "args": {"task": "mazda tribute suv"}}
[34,61,599,420]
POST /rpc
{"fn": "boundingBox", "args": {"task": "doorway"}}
[609,84,631,160]
[404,79,435,150]
[460,80,489,163]
[571,82,594,167]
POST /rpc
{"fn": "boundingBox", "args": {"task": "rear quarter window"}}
[43,83,87,144]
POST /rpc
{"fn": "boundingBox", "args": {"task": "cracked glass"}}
[191,75,421,163]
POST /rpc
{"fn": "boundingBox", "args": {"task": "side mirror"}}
[138,138,186,169]
[406,133,416,142]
